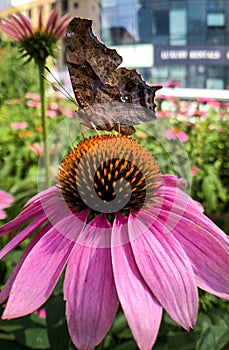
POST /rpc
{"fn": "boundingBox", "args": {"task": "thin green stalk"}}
[38,63,50,187]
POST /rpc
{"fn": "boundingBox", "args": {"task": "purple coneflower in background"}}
[0,8,70,188]
[163,127,189,143]
[0,8,69,61]
[0,135,228,350]
[0,190,14,220]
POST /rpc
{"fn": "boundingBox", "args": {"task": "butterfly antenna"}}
[43,66,77,105]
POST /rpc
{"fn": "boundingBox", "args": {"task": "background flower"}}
[0,190,14,219]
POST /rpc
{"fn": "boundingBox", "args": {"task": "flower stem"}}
[38,63,50,187]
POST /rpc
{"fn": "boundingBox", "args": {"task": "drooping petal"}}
[0,213,48,259]
[128,211,198,330]
[0,22,22,41]
[0,223,51,303]
[112,213,162,350]
[64,214,119,350]
[0,201,44,236]
[155,185,228,247]
[155,208,229,299]
[10,15,29,37]
[2,223,77,319]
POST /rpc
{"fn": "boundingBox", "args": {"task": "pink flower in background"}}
[34,307,46,319]
[46,110,58,118]
[25,92,40,101]
[191,165,199,177]
[0,190,14,220]
[0,135,228,350]
[26,100,41,108]
[163,128,189,143]
[28,143,43,156]
[0,8,69,42]
[0,8,70,64]
[11,122,28,130]
[166,80,180,88]
[62,108,75,118]
[48,103,60,111]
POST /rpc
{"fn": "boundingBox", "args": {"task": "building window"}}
[73,2,79,9]
[155,10,169,36]
[170,8,187,45]
[51,2,56,10]
[207,13,225,27]
[27,8,32,18]
[61,0,68,13]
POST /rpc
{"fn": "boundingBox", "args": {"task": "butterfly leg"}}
[90,121,101,137]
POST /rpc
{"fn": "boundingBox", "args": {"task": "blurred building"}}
[101,0,229,89]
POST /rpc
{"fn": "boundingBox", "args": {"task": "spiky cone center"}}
[58,135,161,217]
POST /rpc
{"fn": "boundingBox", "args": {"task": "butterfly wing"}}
[66,17,122,108]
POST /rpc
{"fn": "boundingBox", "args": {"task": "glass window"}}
[170,8,187,45]
[207,13,225,27]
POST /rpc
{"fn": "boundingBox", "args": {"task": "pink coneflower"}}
[0,190,14,220]
[11,122,28,130]
[0,8,69,63]
[163,128,189,143]
[25,92,40,101]
[46,110,58,118]
[62,108,75,118]
[0,135,228,350]
[191,165,199,177]
[166,80,180,88]
[26,100,41,107]
[28,142,43,156]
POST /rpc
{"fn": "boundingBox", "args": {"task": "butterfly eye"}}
[121,94,132,103]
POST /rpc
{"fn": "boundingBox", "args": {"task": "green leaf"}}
[46,292,71,350]
[0,313,49,349]
[196,327,216,350]
[113,340,138,350]
[17,327,49,349]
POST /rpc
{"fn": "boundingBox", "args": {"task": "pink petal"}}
[0,190,14,208]
[0,23,21,40]
[45,8,58,34]
[156,186,228,247]
[2,227,75,319]
[0,213,48,259]
[0,201,44,236]
[112,213,162,350]
[10,15,29,37]
[0,223,51,304]
[128,211,198,330]
[156,208,229,299]
[38,8,42,31]
[64,214,119,350]
[18,13,34,35]
[52,14,70,38]
[0,210,7,219]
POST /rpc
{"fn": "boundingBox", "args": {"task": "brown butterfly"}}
[66,17,162,135]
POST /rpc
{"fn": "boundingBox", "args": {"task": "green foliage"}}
[0,42,37,104]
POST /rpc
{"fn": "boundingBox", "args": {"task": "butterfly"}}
[66,17,162,135]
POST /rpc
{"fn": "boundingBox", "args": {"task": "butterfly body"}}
[66,17,161,135]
